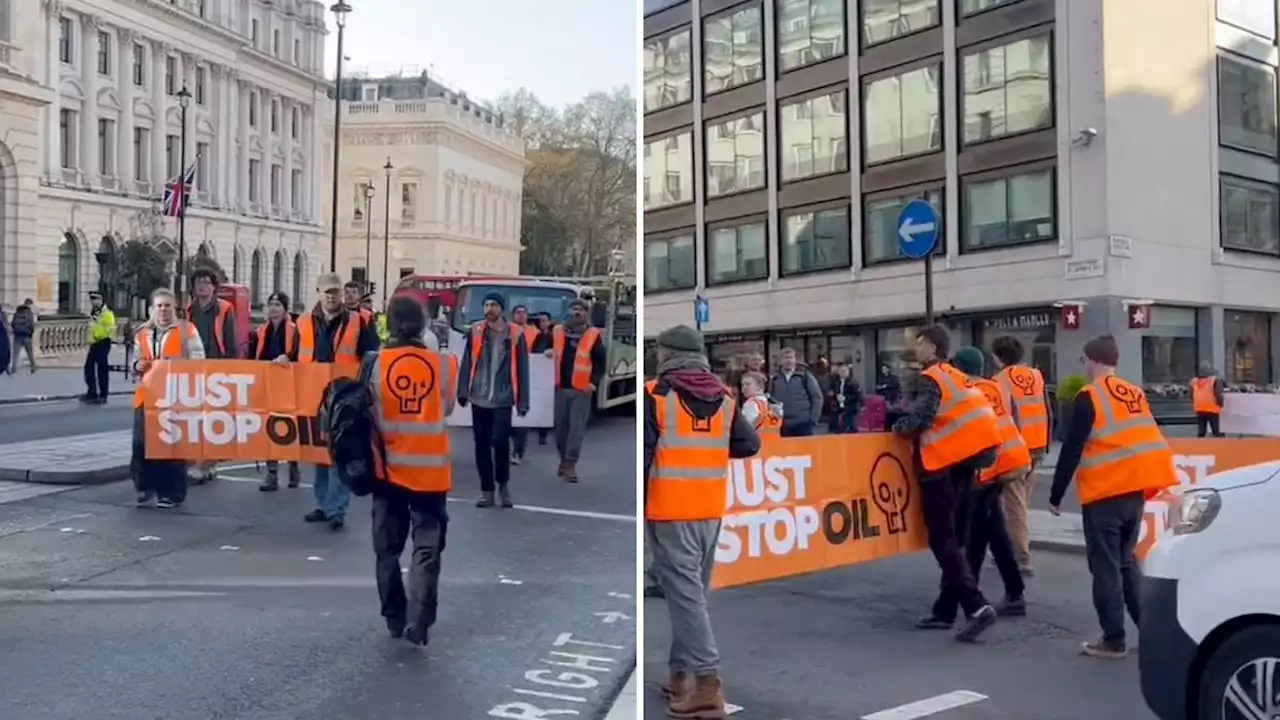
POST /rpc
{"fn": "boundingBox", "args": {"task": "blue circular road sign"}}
[896,200,940,260]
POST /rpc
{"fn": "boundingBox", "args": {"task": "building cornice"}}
[0,73,56,107]
[340,123,528,166]
[37,184,325,235]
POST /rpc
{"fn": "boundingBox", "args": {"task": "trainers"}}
[510,452,522,466]
[386,618,406,639]
[259,473,279,492]
[329,517,345,531]
[498,485,514,508]
[304,509,328,523]
[1019,566,1035,578]
[135,491,155,507]
[404,624,429,647]
[156,499,179,509]
[1081,637,1128,659]
[996,595,1027,617]
[476,492,496,508]
[915,615,954,630]
[955,605,997,642]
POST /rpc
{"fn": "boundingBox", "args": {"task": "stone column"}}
[117,27,135,193]
[43,0,64,179]
[238,79,251,210]
[262,90,275,211]
[79,12,101,187]
[179,52,196,179]
[151,41,168,190]
[307,104,319,220]
[215,65,229,206]
[281,98,294,218]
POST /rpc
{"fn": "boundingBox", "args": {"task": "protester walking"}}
[552,299,606,482]
[510,304,549,464]
[296,273,380,530]
[9,299,36,373]
[949,347,1029,617]
[248,292,301,491]
[1191,361,1225,437]
[1049,334,1176,659]
[769,348,822,437]
[457,292,529,508]
[186,268,238,484]
[131,289,204,509]
[645,325,760,719]
[366,295,455,647]
[893,325,1001,642]
[991,336,1052,576]
[81,291,116,404]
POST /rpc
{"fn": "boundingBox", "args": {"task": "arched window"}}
[272,250,286,294]
[292,250,305,311]
[58,233,80,314]
[250,249,264,308]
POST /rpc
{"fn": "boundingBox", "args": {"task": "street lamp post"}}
[382,157,393,304]
[363,184,375,288]
[176,85,192,311]
[327,0,353,273]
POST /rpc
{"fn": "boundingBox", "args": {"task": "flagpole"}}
[176,86,192,313]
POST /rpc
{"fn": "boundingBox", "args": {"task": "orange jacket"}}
[996,364,1050,452]
[919,363,1002,474]
[553,325,601,392]
[1075,375,1177,506]
[644,379,735,522]
[1190,377,1221,414]
[369,346,453,493]
[296,312,361,366]
[971,378,1032,484]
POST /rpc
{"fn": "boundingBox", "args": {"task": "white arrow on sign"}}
[593,611,632,624]
[898,217,936,245]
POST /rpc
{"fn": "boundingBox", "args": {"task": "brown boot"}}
[659,670,690,702]
[563,460,579,483]
[556,459,568,478]
[667,673,725,719]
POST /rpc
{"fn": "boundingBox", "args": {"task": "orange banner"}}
[142,360,355,464]
[1137,438,1280,559]
[712,434,929,589]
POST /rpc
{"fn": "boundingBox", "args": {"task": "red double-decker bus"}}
[392,273,517,320]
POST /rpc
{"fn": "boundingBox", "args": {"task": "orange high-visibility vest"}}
[132,322,200,407]
[1191,377,1220,414]
[747,396,782,436]
[645,379,735,522]
[186,298,234,357]
[996,364,1050,452]
[553,325,601,392]
[519,325,540,351]
[971,377,1032,484]
[369,346,452,493]
[1075,375,1177,506]
[919,363,1002,474]
[468,321,522,405]
[296,311,360,365]
[254,318,296,360]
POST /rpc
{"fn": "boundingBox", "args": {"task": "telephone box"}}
[216,284,251,358]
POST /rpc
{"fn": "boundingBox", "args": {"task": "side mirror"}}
[590,301,607,328]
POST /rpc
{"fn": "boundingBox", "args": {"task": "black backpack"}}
[319,356,385,497]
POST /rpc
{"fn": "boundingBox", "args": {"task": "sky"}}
[324,0,636,109]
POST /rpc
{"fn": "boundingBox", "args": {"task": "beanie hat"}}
[951,346,986,376]
[569,298,591,311]
[482,291,506,310]
[657,324,705,353]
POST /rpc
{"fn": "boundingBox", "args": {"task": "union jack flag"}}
[161,162,196,218]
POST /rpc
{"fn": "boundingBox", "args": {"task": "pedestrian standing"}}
[81,291,116,404]
[457,292,529,508]
[552,299,606,482]
[646,325,760,719]
[830,364,862,433]
[296,273,381,530]
[991,337,1052,576]
[949,347,1029,617]
[366,295,455,647]
[248,292,300,491]
[9,299,36,374]
[132,288,204,509]
[1191,361,1225,437]
[1049,334,1176,659]
[769,348,822,437]
[893,325,1001,642]
[510,305,548,464]
[186,268,238,484]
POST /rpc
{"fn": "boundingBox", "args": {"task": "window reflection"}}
[962,36,1052,144]
[862,0,939,47]
[1218,55,1277,157]
[645,234,697,291]
[1225,310,1273,387]
[643,30,693,113]
[863,189,943,264]
[643,132,694,209]
[704,4,764,95]
[781,90,848,181]
[782,206,851,274]
[962,168,1055,250]
[707,221,768,284]
[777,0,846,72]
[1141,306,1198,399]
[1220,175,1280,255]
[962,0,1023,16]
[706,113,766,197]
[863,65,941,164]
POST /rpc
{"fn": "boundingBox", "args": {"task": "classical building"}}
[17,0,330,317]
[322,71,526,300]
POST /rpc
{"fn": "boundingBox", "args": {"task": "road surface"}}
[0,415,637,720]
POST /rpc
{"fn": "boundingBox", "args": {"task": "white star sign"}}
[1131,306,1146,325]
[1065,309,1077,326]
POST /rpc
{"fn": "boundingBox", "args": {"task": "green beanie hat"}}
[952,346,986,376]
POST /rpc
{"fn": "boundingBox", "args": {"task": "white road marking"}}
[725,702,743,714]
[499,577,523,585]
[219,545,239,551]
[861,691,988,720]
[0,482,77,505]
[216,463,261,472]
[306,556,324,562]
[607,591,631,599]
[138,535,161,542]
[0,588,225,602]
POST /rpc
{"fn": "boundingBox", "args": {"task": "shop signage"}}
[982,312,1054,331]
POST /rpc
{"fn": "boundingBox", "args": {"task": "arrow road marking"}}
[898,217,936,245]
[593,611,631,624]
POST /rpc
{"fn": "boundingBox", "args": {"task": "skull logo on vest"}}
[386,354,436,414]
[1104,376,1145,415]
[1009,367,1038,396]
[870,452,911,535]
[690,415,713,433]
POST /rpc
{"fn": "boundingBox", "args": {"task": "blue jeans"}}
[311,464,350,520]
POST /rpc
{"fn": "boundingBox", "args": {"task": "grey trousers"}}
[644,538,660,589]
[647,519,720,675]
[554,388,593,462]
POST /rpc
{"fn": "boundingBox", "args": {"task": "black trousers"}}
[922,467,988,620]
[371,488,448,633]
[84,339,112,397]
[967,482,1025,599]
[472,406,513,492]
[1082,491,1144,644]
[131,409,187,502]
[1196,412,1222,438]
[511,427,529,456]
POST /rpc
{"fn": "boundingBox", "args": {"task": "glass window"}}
[58,17,72,63]
[1141,306,1198,398]
[863,188,943,265]
[864,65,941,164]
[962,0,1023,16]
[704,4,763,95]
[782,206,851,275]
[645,234,696,291]
[132,44,145,86]
[962,36,1052,144]
[1218,54,1277,156]
[96,30,109,75]
[707,221,768,285]
[643,132,694,209]
[643,29,693,113]
[777,0,846,73]
[974,312,1058,384]
[781,90,848,181]
[645,0,685,15]
[706,112,766,197]
[862,0,939,47]
[1226,310,1273,386]
[876,326,932,401]
[709,338,766,383]
[1218,0,1277,40]
[962,168,1055,250]
[1220,175,1280,255]
[453,284,579,333]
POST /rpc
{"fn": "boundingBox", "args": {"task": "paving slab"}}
[603,670,637,720]
[0,431,131,485]
[1028,508,1085,555]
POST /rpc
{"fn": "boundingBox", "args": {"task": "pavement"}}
[0,346,133,405]
[0,415,638,720]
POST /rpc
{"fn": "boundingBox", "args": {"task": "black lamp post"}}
[363,183,374,286]
[327,0,352,272]
[176,85,192,310]
[382,156,392,304]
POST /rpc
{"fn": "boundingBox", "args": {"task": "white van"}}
[1140,460,1280,720]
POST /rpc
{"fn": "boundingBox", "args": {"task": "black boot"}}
[498,484,514,508]
[476,491,496,508]
[259,469,279,492]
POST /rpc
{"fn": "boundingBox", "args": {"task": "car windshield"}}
[452,284,579,332]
